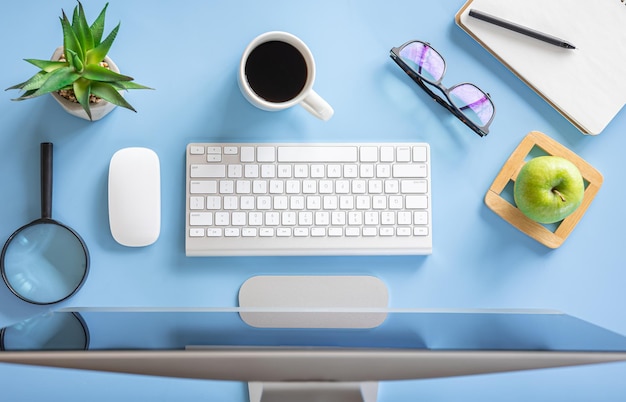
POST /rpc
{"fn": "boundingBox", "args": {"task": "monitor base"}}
[248,381,378,402]
[239,275,389,328]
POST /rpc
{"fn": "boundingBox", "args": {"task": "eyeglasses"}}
[390,40,495,137]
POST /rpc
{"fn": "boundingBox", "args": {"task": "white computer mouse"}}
[108,147,161,247]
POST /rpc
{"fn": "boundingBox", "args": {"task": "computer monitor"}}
[2,307,626,402]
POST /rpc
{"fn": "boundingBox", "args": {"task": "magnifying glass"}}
[1,142,89,305]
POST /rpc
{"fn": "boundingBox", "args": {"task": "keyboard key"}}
[242,228,257,237]
[232,212,246,226]
[189,228,205,237]
[260,228,274,237]
[311,165,325,178]
[190,146,205,155]
[328,165,342,178]
[278,165,292,178]
[406,196,428,209]
[393,164,427,178]
[215,212,229,226]
[380,227,394,236]
[191,164,226,178]
[398,212,412,225]
[206,196,221,210]
[228,165,243,178]
[348,211,363,225]
[257,147,276,162]
[414,227,429,236]
[261,165,276,178]
[190,196,204,210]
[190,212,212,226]
[225,228,240,237]
[336,180,351,194]
[401,179,428,193]
[397,227,411,236]
[389,196,403,209]
[360,146,378,162]
[380,147,394,162]
[397,146,411,162]
[414,211,428,225]
[220,181,234,194]
[278,146,358,162]
[241,147,255,162]
[311,228,325,237]
[190,180,217,194]
[282,212,296,225]
[294,228,309,237]
[277,228,292,237]
[363,228,377,236]
[413,146,428,162]
[340,196,354,210]
[249,212,263,226]
[294,164,308,178]
[344,165,358,178]
[377,165,391,178]
[207,228,222,237]
[237,180,251,194]
[329,228,343,237]
[346,227,360,237]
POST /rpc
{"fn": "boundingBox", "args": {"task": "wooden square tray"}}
[484,131,603,248]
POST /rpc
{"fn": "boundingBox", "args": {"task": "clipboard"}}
[456,0,626,135]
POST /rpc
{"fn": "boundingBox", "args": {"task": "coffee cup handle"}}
[300,90,334,121]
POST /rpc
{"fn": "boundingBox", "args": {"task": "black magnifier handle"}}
[41,142,53,220]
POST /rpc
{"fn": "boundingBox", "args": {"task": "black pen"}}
[468,9,576,50]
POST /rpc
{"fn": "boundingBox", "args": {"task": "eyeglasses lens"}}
[399,42,445,83]
[449,84,494,127]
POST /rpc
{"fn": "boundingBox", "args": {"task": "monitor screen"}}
[2,308,626,385]
[3,308,626,352]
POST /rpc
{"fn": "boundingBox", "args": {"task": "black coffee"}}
[245,40,308,103]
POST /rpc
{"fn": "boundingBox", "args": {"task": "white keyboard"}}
[185,143,432,256]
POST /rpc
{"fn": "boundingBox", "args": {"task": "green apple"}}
[514,156,585,224]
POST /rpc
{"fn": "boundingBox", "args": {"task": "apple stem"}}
[552,188,567,202]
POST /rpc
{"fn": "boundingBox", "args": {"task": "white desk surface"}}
[1,1,625,400]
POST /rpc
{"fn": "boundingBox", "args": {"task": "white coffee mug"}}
[238,31,334,121]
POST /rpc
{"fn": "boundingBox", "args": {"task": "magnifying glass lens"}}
[2,222,88,304]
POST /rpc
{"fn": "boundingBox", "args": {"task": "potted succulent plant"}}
[6,1,151,121]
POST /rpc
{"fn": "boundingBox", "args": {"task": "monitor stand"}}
[248,381,378,402]
[238,275,389,402]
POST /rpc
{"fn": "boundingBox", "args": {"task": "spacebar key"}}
[278,146,358,162]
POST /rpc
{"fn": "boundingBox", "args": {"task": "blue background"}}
[1,0,625,400]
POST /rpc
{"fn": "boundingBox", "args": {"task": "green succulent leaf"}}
[71,5,80,35]
[90,2,109,46]
[91,82,136,112]
[82,64,132,82]
[61,11,83,63]
[73,78,92,120]
[6,71,49,92]
[10,89,37,100]
[25,66,80,99]
[86,22,119,66]
[67,49,84,72]
[24,59,68,73]
[73,1,95,53]
[111,81,154,90]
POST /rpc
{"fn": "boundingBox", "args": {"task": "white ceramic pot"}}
[49,46,120,121]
